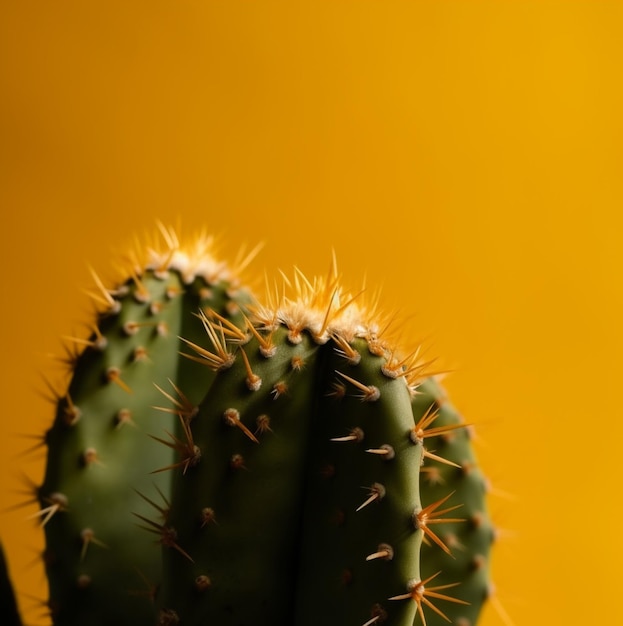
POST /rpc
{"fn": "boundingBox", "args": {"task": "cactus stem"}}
[336,371,380,402]
[223,408,259,443]
[356,483,385,512]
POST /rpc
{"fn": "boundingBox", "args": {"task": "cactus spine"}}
[24,228,493,626]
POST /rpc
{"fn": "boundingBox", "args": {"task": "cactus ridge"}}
[37,229,254,625]
[30,230,493,626]
[156,269,493,626]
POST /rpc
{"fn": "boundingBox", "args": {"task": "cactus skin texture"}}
[37,230,254,625]
[28,229,493,626]
[157,272,493,626]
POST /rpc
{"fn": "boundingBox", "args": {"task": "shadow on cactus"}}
[20,226,495,625]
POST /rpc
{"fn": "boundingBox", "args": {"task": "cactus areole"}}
[36,228,493,626]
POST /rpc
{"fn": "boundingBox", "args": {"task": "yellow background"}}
[1,2,622,624]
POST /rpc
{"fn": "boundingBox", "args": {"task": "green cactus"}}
[23,229,493,626]
[37,228,255,625]
[156,271,493,626]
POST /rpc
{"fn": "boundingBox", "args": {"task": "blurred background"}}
[1,1,622,624]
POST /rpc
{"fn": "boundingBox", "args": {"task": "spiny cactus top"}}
[34,227,493,626]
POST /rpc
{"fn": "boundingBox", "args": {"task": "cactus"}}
[37,227,256,625]
[157,269,493,626]
[13,227,493,625]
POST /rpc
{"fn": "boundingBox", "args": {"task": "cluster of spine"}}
[31,229,493,626]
